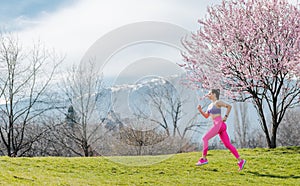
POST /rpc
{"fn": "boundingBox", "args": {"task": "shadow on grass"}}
[272,146,300,155]
[248,171,300,179]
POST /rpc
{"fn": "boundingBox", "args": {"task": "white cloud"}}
[13,0,298,77]
[15,0,213,68]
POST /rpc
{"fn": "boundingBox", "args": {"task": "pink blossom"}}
[181,0,300,100]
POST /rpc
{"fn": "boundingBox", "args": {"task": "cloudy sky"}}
[1,0,215,55]
[0,0,298,85]
[0,0,221,83]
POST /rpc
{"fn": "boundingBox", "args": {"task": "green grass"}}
[0,147,299,185]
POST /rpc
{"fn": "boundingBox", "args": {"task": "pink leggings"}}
[202,116,240,159]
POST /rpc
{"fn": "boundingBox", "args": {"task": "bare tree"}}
[54,62,105,157]
[17,115,61,156]
[0,33,62,157]
[118,117,167,155]
[128,77,213,154]
[130,78,184,137]
[277,108,300,147]
[233,102,250,148]
[238,127,266,148]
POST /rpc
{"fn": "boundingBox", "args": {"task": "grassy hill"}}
[0,147,299,185]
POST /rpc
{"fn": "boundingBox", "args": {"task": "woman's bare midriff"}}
[210,114,221,120]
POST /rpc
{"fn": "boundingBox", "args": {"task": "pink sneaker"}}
[238,159,246,171]
[196,158,208,166]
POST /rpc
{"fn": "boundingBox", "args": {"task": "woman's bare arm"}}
[217,101,232,121]
[198,105,210,118]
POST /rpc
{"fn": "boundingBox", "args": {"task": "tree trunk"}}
[83,141,89,157]
[138,144,142,156]
[269,124,278,148]
[264,121,279,148]
[253,98,274,148]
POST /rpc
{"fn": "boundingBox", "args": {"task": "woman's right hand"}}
[197,105,202,112]
[197,105,209,118]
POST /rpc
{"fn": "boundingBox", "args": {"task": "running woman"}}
[196,89,246,171]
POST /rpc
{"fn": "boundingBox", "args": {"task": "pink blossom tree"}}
[181,0,300,148]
